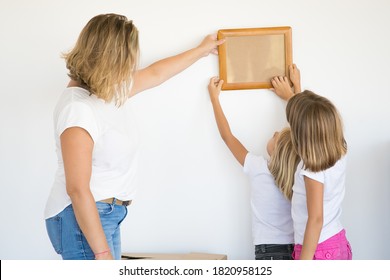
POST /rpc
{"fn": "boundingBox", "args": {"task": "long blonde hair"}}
[286,90,347,172]
[268,127,300,200]
[63,13,139,106]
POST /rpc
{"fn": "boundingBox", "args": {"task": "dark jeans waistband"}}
[255,244,294,254]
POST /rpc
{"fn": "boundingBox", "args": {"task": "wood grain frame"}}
[217,26,292,90]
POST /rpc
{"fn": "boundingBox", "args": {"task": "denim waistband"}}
[255,244,294,253]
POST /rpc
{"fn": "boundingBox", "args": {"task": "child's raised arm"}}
[208,77,248,166]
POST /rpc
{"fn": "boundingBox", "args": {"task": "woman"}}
[44,13,224,260]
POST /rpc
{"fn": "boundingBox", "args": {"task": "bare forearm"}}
[300,218,323,260]
[69,189,110,256]
[133,34,223,95]
[208,77,247,166]
[153,34,221,79]
[133,47,206,94]
[210,96,233,141]
[151,48,204,83]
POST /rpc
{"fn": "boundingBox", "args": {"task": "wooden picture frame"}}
[217,26,292,90]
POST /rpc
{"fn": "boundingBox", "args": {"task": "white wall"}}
[1,0,389,260]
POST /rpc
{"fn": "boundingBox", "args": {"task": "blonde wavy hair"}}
[63,13,139,106]
[286,90,347,172]
[268,127,300,201]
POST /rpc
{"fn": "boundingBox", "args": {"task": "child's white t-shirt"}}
[44,87,140,219]
[243,153,294,245]
[292,156,347,244]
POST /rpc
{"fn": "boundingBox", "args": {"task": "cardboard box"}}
[122,252,227,260]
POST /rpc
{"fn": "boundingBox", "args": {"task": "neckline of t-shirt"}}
[66,86,108,104]
[66,86,90,94]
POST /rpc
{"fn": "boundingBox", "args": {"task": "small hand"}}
[208,76,224,100]
[289,64,301,93]
[271,76,294,101]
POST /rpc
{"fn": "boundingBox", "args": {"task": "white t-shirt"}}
[44,87,140,219]
[292,155,347,244]
[243,153,294,245]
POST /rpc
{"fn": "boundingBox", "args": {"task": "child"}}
[208,77,300,260]
[271,65,352,260]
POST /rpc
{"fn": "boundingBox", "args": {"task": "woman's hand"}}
[198,34,225,56]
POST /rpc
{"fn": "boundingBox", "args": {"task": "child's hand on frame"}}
[271,76,295,101]
[208,77,224,100]
[289,64,301,93]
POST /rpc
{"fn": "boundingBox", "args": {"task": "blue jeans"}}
[255,244,294,260]
[45,200,128,260]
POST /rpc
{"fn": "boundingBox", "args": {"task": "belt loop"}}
[112,198,117,205]
[260,244,266,253]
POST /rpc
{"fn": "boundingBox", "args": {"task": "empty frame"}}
[217,26,292,90]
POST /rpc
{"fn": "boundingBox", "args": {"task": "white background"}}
[0,0,389,260]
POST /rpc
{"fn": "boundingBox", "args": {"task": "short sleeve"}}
[300,168,325,184]
[243,153,267,176]
[56,102,99,142]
